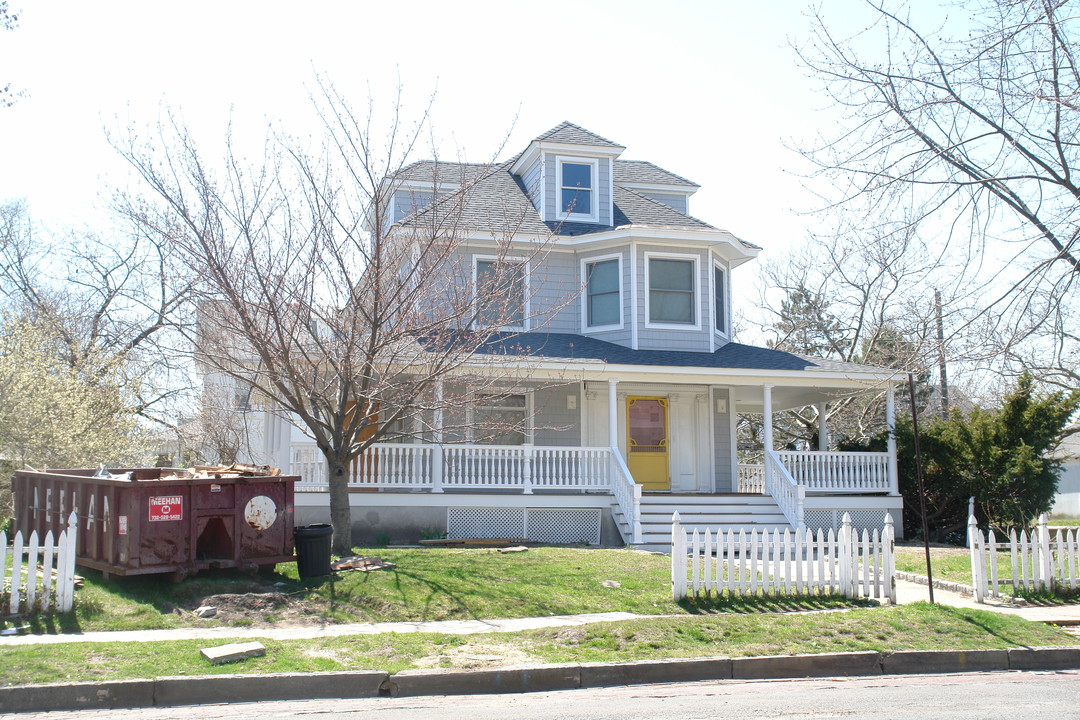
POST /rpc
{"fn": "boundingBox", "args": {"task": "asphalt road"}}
[10,670,1080,720]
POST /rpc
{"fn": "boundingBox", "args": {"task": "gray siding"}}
[711,388,733,492]
[639,191,688,214]
[522,157,542,212]
[634,244,712,352]
[532,384,581,446]
[530,250,579,332]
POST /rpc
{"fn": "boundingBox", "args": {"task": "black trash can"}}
[294,523,333,578]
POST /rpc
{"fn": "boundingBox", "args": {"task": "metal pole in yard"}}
[908,372,934,603]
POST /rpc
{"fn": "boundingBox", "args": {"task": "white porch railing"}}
[775,451,892,493]
[293,443,614,494]
[672,511,895,601]
[764,449,805,528]
[737,464,765,493]
[609,450,643,544]
[1,511,79,614]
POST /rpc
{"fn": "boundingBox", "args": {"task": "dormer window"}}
[557,157,599,223]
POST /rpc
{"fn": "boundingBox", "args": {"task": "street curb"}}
[3,648,1080,713]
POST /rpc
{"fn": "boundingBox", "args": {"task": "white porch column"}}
[432,380,444,493]
[886,384,899,496]
[817,402,829,451]
[607,379,620,455]
[762,384,774,453]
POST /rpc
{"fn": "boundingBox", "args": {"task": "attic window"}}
[557,158,599,222]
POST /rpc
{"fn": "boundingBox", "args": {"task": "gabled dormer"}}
[509,122,625,227]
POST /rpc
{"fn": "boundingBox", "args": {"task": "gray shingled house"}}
[275,122,904,549]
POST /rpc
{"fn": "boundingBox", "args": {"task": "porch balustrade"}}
[736,463,765,493]
[292,443,611,494]
[764,449,805,527]
[774,451,892,493]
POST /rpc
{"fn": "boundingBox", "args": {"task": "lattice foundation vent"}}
[804,509,891,534]
[447,508,601,544]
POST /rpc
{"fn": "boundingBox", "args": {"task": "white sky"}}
[0,0,894,327]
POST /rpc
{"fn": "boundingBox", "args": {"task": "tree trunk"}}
[325,452,353,556]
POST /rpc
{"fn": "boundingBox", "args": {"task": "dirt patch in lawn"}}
[194,591,326,627]
[413,642,542,670]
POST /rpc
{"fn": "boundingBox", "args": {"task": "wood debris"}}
[330,555,396,573]
[160,464,281,480]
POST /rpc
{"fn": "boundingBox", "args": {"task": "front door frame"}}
[625,395,670,491]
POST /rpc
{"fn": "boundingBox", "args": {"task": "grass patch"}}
[1,547,872,634]
[0,603,1074,687]
[894,545,978,585]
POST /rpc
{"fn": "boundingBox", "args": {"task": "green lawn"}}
[0,603,1074,687]
[2,546,872,635]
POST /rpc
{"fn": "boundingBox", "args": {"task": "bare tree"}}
[0,201,194,428]
[756,224,944,446]
[796,0,1080,389]
[1,1,20,108]
[114,85,564,554]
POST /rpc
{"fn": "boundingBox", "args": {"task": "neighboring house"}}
[253,122,904,549]
[1051,428,1080,518]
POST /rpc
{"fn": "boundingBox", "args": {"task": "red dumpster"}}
[11,467,296,580]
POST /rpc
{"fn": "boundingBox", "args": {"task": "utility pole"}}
[934,290,949,418]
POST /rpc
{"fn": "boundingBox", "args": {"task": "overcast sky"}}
[0,0,898,322]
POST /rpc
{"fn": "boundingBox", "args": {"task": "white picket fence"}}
[1,511,79,615]
[968,514,1080,602]
[672,512,895,602]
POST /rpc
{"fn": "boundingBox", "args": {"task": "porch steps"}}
[628,494,792,552]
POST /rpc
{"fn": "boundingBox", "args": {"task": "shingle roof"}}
[460,332,891,375]
[392,161,496,184]
[533,121,624,149]
[614,160,700,188]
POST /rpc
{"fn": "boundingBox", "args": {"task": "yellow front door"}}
[626,396,670,491]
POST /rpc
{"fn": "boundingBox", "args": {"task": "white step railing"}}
[672,511,895,601]
[737,463,765,493]
[969,514,1080,601]
[775,451,891,493]
[1,511,79,614]
[609,450,643,544]
[765,449,805,528]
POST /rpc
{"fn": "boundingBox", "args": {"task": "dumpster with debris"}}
[11,465,297,580]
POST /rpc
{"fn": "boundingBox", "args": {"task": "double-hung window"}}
[713,263,727,335]
[475,257,526,330]
[557,158,599,222]
[585,257,620,328]
[648,256,696,326]
[473,393,528,445]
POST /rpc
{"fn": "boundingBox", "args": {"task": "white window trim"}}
[644,251,701,331]
[555,155,600,223]
[473,255,530,332]
[580,252,623,333]
[711,259,730,340]
[465,391,534,445]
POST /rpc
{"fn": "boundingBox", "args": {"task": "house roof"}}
[398,161,756,248]
[614,160,700,189]
[392,161,495,185]
[467,332,891,376]
[533,121,624,149]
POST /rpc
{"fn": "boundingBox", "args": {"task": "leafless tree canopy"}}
[114,84,561,553]
[797,0,1080,389]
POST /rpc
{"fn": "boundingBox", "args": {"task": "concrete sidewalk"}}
[894,576,1080,625]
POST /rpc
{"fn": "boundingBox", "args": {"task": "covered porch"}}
[282,361,904,546]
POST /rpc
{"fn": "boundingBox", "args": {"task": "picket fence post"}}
[883,513,896,603]
[671,512,685,600]
[968,515,985,603]
[839,513,853,598]
[1037,514,1053,593]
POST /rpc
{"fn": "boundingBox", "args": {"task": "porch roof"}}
[466,333,898,410]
